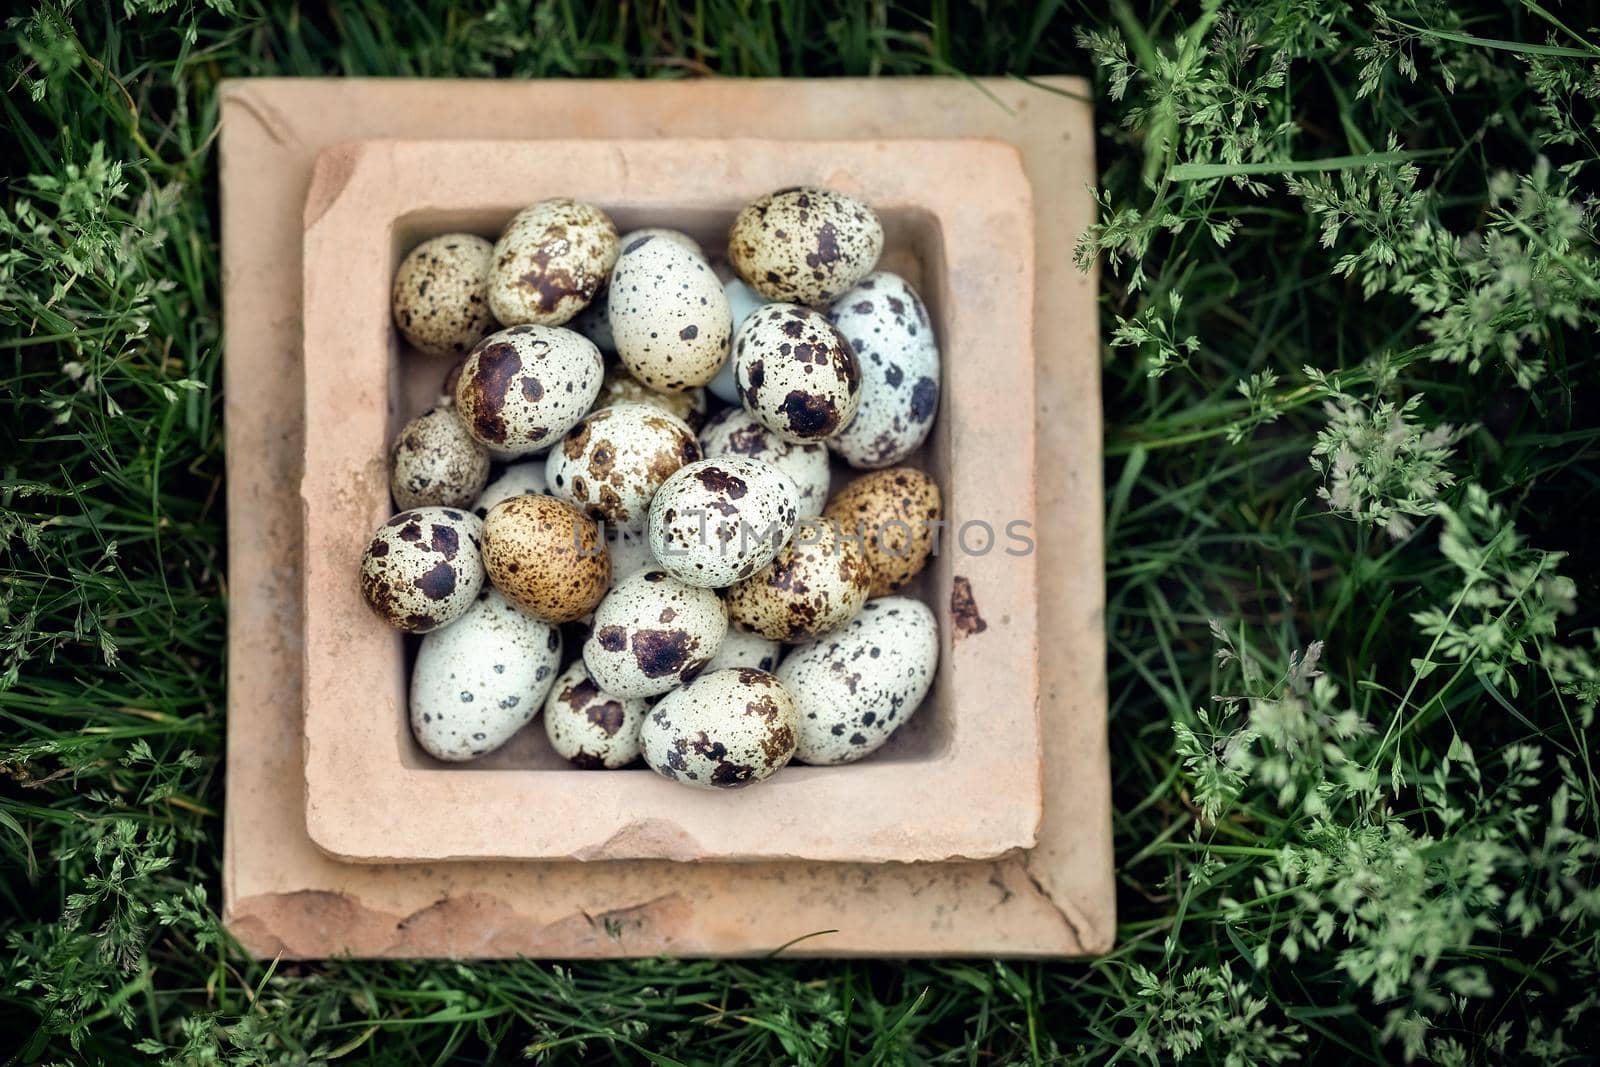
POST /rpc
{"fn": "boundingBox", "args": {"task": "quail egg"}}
[733,303,861,443]
[647,457,801,588]
[410,588,563,761]
[455,325,604,456]
[359,506,485,633]
[389,405,490,510]
[582,569,727,698]
[392,233,497,358]
[609,232,733,391]
[728,186,882,306]
[826,272,940,467]
[640,668,798,789]
[726,518,872,642]
[488,198,619,326]
[823,467,942,597]
[481,494,609,623]
[598,364,710,431]
[545,403,701,530]
[778,596,937,765]
[541,659,649,769]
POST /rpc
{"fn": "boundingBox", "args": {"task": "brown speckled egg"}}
[455,325,604,456]
[726,519,872,642]
[360,507,484,633]
[822,467,942,597]
[778,596,937,765]
[704,624,782,674]
[733,303,861,444]
[392,234,497,358]
[699,406,830,519]
[481,494,608,623]
[542,660,649,769]
[598,365,709,431]
[389,405,490,510]
[488,199,619,326]
[647,457,801,589]
[728,187,883,306]
[410,588,563,762]
[826,271,941,468]
[609,233,733,392]
[544,403,701,530]
[582,569,727,698]
[641,668,798,789]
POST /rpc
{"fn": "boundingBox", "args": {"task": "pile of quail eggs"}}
[361,188,944,790]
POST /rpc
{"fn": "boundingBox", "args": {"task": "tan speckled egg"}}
[779,596,937,765]
[410,588,563,762]
[648,457,801,589]
[703,624,782,674]
[822,467,942,597]
[640,668,798,789]
[389,405,490,510]
[598,365,710,432]
[699,406,830,519]
[359,507,484,633]
[488,198,619,326]
[726,519,872,643]
[392,234,497,358]
[733,303,861,443]
[541,660,649,769]
[582,569,727,698]
[455,325,604,456]
[481,495,608,623]
[544,403,702,531]
[609,233,733,392]
[728,187,883,306]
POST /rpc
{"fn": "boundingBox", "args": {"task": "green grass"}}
[3,0,1598,1062]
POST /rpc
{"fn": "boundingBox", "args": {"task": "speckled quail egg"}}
[703,624,782,674]
[726,519,872,642]
[640,668,798,789]
[410,588,563,762]
[389,405,490,510]
[455,325,604,456]
[488,199,619,326]
[606,525,656,586]
[823,467,942,597]
[582,569,727,698]
[609,233,733,392]
[541,660,649,769]
[599,364,710,431]
[360,506,484,633]
[733,303,861,443]
[728,187,883,306]
[778,596,937,765]
[545,403,701,530]
[622,227,705,260]
[648,457,801,588]
[699,406,830,519]
[471,461,547,519]
[481,495,609,623]
[826,272,940,467]
[708,277,771,403]
[392,234,497,358]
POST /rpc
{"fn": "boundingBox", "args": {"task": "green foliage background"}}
[2,0,1597,1062]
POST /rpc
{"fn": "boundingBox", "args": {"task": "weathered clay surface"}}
[222,76,1109,958]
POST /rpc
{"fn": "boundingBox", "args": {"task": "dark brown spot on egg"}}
[596,626,628,652]
[465,341,522,443]
[632,629,692,678]
[778,391,839,437]
[695,466,748,498]
[415,560,458,601]
[586,700,627,736]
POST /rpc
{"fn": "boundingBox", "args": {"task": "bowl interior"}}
[384,205,954,773]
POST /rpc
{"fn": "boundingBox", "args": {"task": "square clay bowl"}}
[300,137,1041,865]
